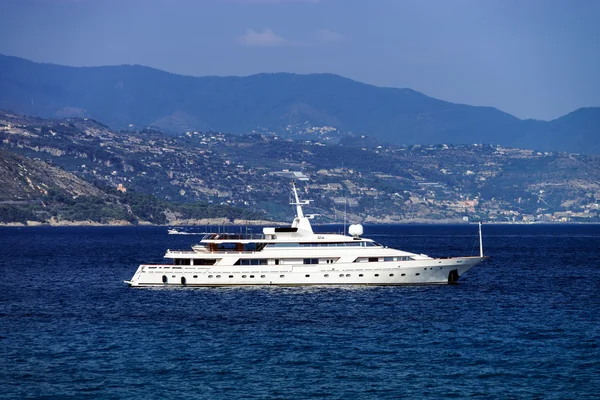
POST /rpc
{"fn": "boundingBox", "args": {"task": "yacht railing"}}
[201,233,267,241]
[200,232,349,241]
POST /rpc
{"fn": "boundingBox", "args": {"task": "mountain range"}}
[1,53,599,154]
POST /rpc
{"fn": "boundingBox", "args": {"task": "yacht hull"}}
[125,256,485,287]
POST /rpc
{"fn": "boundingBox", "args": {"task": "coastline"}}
[1,219,597,227]
[0,218,285,227]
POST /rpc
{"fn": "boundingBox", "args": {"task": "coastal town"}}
[1,111,599,224]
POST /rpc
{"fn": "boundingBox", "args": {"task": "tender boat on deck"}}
[125,182,486,287]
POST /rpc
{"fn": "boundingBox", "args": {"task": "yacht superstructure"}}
[125,183,486,287]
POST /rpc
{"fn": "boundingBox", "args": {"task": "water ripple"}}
[1,225,599,399]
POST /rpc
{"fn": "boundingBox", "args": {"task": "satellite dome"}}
[348,224,363,237]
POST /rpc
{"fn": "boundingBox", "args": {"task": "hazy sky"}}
[1,0,599,120]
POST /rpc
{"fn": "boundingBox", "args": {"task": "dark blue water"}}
[1,224,599,399]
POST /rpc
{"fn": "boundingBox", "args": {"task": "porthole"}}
[324,274,329,278]
[401,273,406,276]
[280,275,285,278]
[424,268,427,270]
[260,275,266,278]
[389,273,394,277]
[162,275,168,283]
[359,274,364,277]
[305,274,310,278]
[415,273,420,276]
[172,275,176,278]
[208,275,213,278]
[250,275,254,278]
[242,275,247,278]
[229,275,234,278]
[440,267,443,269]
[339,274,344,277]
[193,275,198,278]
[374,274,379,277]
[216,275,221,278]
[346,274,351,277]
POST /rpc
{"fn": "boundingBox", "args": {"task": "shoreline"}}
[1,219,598,227]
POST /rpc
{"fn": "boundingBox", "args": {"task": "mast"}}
[344,196,347,236]
[289,181,314,234]
[290,181,305,218]
[479,222,484,258]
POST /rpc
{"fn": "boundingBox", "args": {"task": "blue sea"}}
[1,224,599,399]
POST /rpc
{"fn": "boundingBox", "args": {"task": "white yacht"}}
[125,183,486,287]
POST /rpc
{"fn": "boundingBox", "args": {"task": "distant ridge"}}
[0,53,598,153]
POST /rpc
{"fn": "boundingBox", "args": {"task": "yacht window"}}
[368,257,379,262]
[217,243,238,251]
[235,259,268,266]
[303,258,319,265]
[193,259,216,265]
[269,242,365,248]
[174,258,190,265]
[384,257,393,262]
[243,243,257,251]
[275,259,280,265]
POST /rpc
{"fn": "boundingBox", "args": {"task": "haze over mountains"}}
[1,54,598,154]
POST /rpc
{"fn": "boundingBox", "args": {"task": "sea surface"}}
[1,224,599,399]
